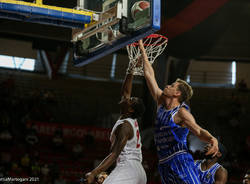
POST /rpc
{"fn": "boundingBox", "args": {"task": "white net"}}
[126,34,168,76]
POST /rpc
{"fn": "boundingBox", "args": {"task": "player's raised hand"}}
[135,56,143,68]
[138,39,144,49]
[205,137,219,157]
[85,172,95,184]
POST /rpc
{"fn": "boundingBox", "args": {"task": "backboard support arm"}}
[72,4,123,42]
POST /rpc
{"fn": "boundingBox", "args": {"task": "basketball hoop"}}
[126,34,168,76]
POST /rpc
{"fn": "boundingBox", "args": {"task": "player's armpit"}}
[111,121,133,154]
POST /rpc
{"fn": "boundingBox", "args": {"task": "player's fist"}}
[136,56,143,68]
[205,137,219,157]
[85,172,95,184]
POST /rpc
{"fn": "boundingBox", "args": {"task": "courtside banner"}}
[26,121,111,141]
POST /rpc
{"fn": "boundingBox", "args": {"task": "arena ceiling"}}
[0,0,249,61]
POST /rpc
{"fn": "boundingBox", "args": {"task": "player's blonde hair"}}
[176,78,193,102]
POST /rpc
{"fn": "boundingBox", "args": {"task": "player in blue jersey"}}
[194,143,228,184]
[138,39,219,184]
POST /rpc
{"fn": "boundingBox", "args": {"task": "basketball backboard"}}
[72,0,161,67]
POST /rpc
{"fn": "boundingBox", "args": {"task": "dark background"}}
[0,0,249,183]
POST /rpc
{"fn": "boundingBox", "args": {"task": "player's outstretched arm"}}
[138,40,162,103]
[177,108,219,157]
[215,167,228,184]
[85,121,133,184]
[121,73,133,100]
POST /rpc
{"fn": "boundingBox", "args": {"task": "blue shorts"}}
[158,153,200,184]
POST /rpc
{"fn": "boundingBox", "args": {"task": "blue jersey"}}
[194,160,221,184]
[155,103,201,184]
[155,103,190,164]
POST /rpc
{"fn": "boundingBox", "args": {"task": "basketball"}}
[131,1,150,20]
